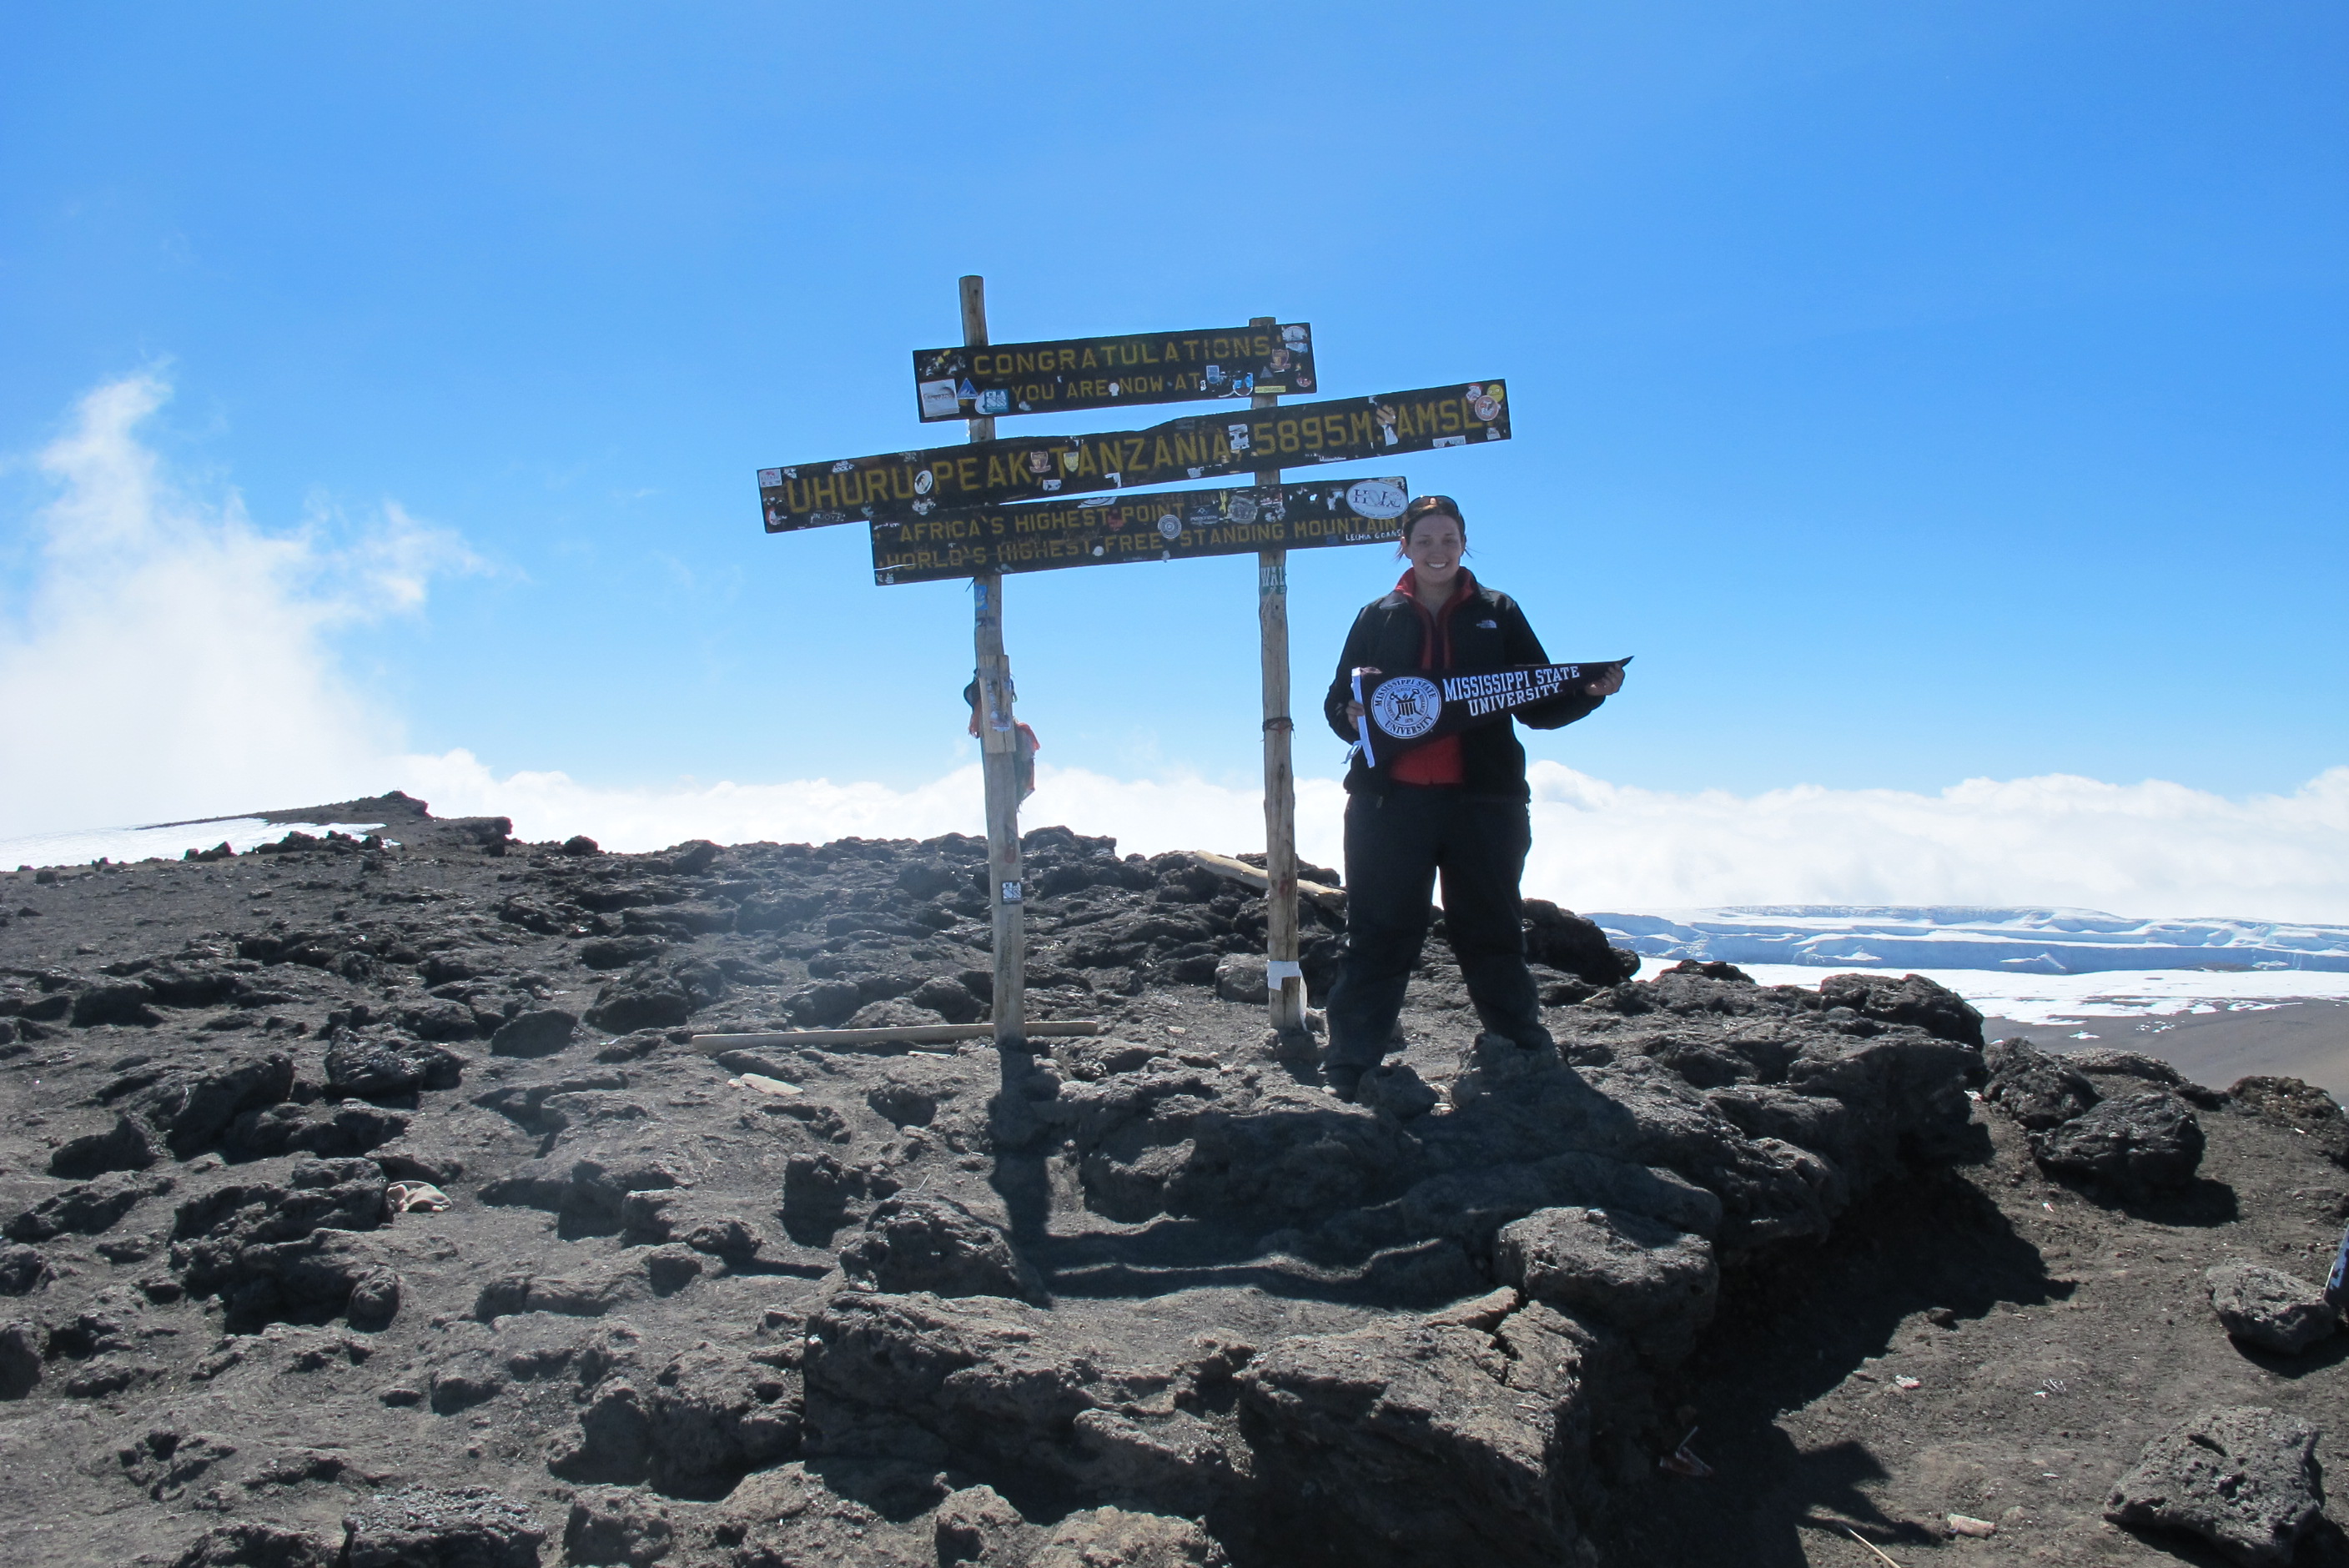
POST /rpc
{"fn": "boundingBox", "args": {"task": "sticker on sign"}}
[918,379,960,420]
[1346,480,1408,520]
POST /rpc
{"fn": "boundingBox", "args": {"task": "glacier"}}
[1590,905,2349,975]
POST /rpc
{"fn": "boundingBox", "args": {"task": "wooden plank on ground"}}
[692,1020,1104,1053]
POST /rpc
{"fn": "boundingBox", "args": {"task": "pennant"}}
[1354,660,1630,766]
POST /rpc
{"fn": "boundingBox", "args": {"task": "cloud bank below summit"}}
[5,374,2346,924]
[394,751,2349,926]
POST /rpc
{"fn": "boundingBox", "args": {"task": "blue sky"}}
[2,3,2345,913]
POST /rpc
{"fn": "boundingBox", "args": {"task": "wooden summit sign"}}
[871,477,1411,585]
[912,323,1315,421]
[756,380,1508,533]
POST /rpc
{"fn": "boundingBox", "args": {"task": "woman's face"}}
[1404,515,1464,588]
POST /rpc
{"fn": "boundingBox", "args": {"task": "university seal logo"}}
[1370,676,1442,740]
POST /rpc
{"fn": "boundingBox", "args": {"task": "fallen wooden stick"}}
[1844,1528,1904,1568]
[1185,850,1343,906]
[692,1020,1104,1052]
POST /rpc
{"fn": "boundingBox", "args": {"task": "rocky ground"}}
[0,792,2344,1567]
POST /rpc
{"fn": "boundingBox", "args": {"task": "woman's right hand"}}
[1345,666,1381,722]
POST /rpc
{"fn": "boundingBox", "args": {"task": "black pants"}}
[1324,786,1547,1072]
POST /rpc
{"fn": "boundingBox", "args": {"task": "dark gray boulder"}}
[490,1008,577,1058]
[170,1521,338,1567]
[2033,1090,2205,1199]
[1033,1507,1231,1567]
[642,1344,803,1496]
[783,979,863,1027]
[132,1052,298,1157]
[1522,900,1639,986]
[169,1158,389,1327]
[6,1170,173,1242]
[935,1483,1031,1565]
[908,974,983,1023]
[801,1291,1220,1495]
[324,1038,465,1098]
[477,1148,689,1236]
[48,1113,157,1179]
[71,976,163,1028]
[837,1195,1042,1301]
[1496,1205,1718,1363]
[1983,1038,2100,1130]
[1238,1301,1613,1568]
[0,1245,52,1297]
[586,963,692,1033]
[2105,1405,2324,1566]
[2206,1264,2337,1354]
[1356,1061,1441,1120]
[1816,972,1984,1047]
[340,1485,546,1568]
[397,998,480,1041]
[562,1487,676,1567]
[224,1099,408,1161]
[1212,953,1268,1003]
[2231,1076,2349,1163]
[0,1319,39,1398]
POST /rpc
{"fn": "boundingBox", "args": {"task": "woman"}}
[1316,494,1623,1101]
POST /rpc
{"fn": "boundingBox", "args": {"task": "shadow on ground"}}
[1593,1160,2062,1566]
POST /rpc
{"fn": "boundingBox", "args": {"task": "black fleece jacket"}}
[1321,575,1602,799]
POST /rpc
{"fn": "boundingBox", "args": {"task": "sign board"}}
[912,324,1315,422]
[871,478,1411,585]
[758,380,1506,532]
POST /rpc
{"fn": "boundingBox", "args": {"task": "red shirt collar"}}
[1395,567,1476,608]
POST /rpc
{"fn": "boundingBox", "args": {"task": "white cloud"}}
[392,751,2349,925]
[5,374,2346,926]
[0,375,476,832]
[1520,764,2349,923]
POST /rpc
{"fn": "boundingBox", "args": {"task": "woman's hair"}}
[1393,494,1467,559]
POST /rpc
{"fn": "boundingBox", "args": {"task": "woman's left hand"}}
[1584,663,1626,697]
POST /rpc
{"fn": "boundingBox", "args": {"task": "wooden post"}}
[1253,316,1305,1037]
[963,275,1026,1051]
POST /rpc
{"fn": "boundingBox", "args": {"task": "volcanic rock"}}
[7,1169,174,1242]
[1983,1037,2100,1129]
[837,1194,1043,1301]
[2231,1075,2349,1163]
[490,1008,578,1058]
[2105,1405,2325,1565]
[170,1521,338,1567]
[9,797,2209,1565]
[2206,1263,2338,1354]
[340,1485,546,1568]
[1523,899,1640,986]
[1495,1204,1718,1363]
[47,1113,158,1178]
[2033,1089,2206,1199]
[323,1037,465,1098]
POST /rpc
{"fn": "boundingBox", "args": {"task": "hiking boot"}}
[1323,1064,1364,1103]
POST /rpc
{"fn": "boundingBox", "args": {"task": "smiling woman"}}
[1314,493,1625,1102]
